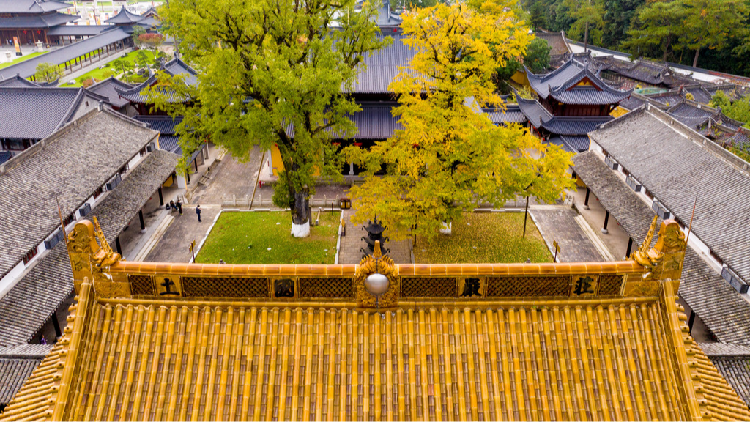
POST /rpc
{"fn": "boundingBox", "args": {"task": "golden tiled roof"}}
[3,219,749,421]
[4,292,750,420]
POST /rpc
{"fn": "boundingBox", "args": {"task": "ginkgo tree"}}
[346,2,575,240]
[148,0,389,237]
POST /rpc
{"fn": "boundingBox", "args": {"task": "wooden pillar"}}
[583,187,591,210]
[194,157,199,172]
[158,187,164,205]
[139,209,145,232]
[688,310,696,334]
[625,237,633,258]
[115,236,122,255]
[601,210,610,234]
[51,311,62,338]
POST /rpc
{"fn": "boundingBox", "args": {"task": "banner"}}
[13,37,19,53]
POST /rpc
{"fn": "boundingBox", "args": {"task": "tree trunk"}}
[693,47,700,68]
[584,21,589,53]
[662,36,671,62]
[291,189,310,237]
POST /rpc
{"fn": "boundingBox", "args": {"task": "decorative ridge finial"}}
[631,215,658,266]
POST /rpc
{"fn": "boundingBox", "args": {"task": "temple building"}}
[573,104,750,356]
[516,58,632,153]
[0,108,178,353]
[2,217,750,420]
[104,7,160,33]
[0,0,77,46]
[0,86,110,158]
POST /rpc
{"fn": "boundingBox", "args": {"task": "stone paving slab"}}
[338,210,411,265]
[193,146,263,205]
[531,208,606,262]
[144,205,220,263]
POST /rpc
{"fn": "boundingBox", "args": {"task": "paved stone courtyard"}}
[338,209,412,264]
[530,207,607,262]
[127,148,621,267]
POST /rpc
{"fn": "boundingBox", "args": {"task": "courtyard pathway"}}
[530,207,608,262]
[338,209,412,265]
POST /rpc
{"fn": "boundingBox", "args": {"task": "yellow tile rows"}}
[109,261,644,278]
[16,299,712,421]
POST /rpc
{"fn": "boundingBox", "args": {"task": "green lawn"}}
[414,212,553,264]
[0,51,45,69]
[69,49,157,87]
[195,211,341,264]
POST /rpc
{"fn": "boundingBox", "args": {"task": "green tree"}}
[347,3,573,239]
[710,91,750,127]
[493,38,550,94]
[680,0,749,68]
[33,62,63,83]
[111,58,127,76]
[563,0,604,50]
[622,0,687,62]
[600,0,644,49]
[151,0,389,236]
[132,25,146,49]
[528,1,547,30]
[525,37,552,73]
[135,50,150,71]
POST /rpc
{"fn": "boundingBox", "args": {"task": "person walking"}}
[176,198,183,215]
[196,204,202,222]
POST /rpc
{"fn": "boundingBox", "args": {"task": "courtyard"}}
[195,211,340,264]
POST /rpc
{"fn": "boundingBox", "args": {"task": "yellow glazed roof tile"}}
[6,293,750,421]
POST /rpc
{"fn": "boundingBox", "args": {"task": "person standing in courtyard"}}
[176,198,183,215]
[196,204,202,222]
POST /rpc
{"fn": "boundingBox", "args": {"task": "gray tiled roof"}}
[87,77,133,108]
[0,27,131,80]
[0,149,178,347]
[590,106,750,285]
[351,33,413,94]
[135,115,182,135]
[0,108,157,281]
[286,103,402,139]
[0,86,81,139]
[484,105,527,124]
[0,12,77,28]
[709,358,750,407]
[526,58,632,105]
[573,151,750,345]
[105,7,145,24]
[158,135,180,152]
[117,59,197,104]
[618,95,645,111]
[0,75,38,87]
[47,25,109,36]
[533,32,570,56]
[0,0,69,13]
[0,357,42,405]
[516,96,552,128]
[700,343,750,357]
[560,135,590,152]
[541,116,612,136]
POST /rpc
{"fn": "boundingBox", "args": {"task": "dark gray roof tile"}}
[590,107,750,284]
[0,27,131,80]
[0,86,81,138]
[709,358,750,407]
[0,109,157,281]
[0,149,178,347]
[573,151,750,345]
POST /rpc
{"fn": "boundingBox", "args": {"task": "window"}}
[93,186,103,199]
[63,213,74,226]
[22,247,37,265]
